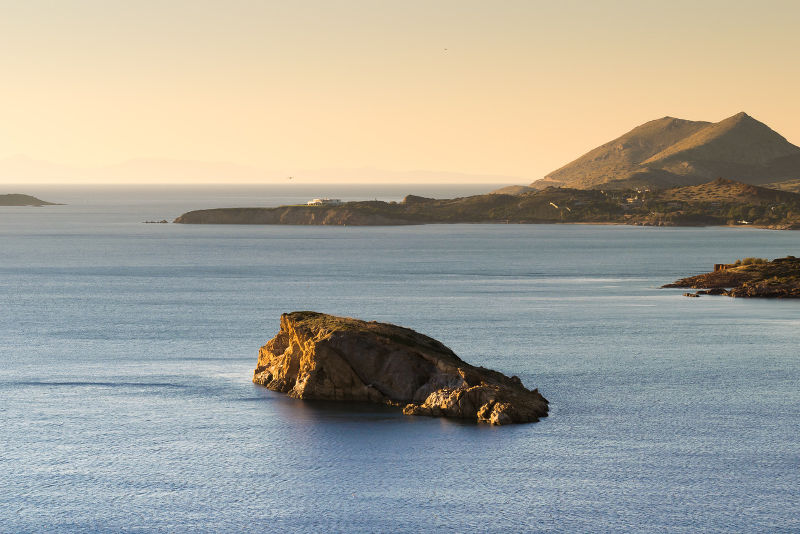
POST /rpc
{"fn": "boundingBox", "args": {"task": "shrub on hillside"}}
[734,257,768,266]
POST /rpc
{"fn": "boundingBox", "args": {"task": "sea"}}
[1,184,798,533]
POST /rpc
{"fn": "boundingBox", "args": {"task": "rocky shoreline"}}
[253,312,549,425]
[663,256,800,298]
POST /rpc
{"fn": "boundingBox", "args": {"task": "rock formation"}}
[253,312,549,425]
[663,256,800,298]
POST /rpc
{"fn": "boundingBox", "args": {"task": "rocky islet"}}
[253,311,549,425]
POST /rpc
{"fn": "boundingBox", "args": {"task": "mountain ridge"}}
[532,112,800,190]
[0,155,522,185]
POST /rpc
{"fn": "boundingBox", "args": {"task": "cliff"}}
[253,312,549,425]
[663,256,800,297]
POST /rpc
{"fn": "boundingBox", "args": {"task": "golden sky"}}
[1,0,799,183]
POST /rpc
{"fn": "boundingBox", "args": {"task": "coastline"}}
[173,179,800,229]
[173,215,799,230]
[664,256,800,298]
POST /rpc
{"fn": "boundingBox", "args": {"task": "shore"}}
[173,180,800,229]
[663,256,800,298]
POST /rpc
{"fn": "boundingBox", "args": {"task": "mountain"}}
[96,158,270,183]
[532,112,800,190]
[0,156,275,183]
[0,155,81,182]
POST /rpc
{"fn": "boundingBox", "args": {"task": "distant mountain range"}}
[530,112,800,190]
[0,155,519,185]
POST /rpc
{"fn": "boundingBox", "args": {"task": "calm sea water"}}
[1,185,799,533]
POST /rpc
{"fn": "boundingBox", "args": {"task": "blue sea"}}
[1,185,798,533]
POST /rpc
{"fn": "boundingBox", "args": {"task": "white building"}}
[307,198,343,206]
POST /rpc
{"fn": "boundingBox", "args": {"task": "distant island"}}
[664,256,800,298]
[0,194,57,206]
[174,178,800,229]
[254,311,548,425]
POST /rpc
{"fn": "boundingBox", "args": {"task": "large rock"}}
[253,312,549,425]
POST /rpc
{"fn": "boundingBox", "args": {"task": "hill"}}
[0,194,57,206]
[533,112,800,190]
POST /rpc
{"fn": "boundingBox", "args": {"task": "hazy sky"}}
[1,0,799,183]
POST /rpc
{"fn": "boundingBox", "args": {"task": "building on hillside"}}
[307,198,343,206]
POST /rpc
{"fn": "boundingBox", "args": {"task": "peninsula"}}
[175,178,800,228]
[253,312,549,425]
[0,194,57,206]
[663,256,800,298]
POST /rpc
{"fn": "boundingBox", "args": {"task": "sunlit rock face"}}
[253,312,549,425]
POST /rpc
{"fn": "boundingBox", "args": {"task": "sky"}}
[1,0,799,184]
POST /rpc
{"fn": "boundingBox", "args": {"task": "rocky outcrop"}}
[664,256,800,298]
[253,312,549,425]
